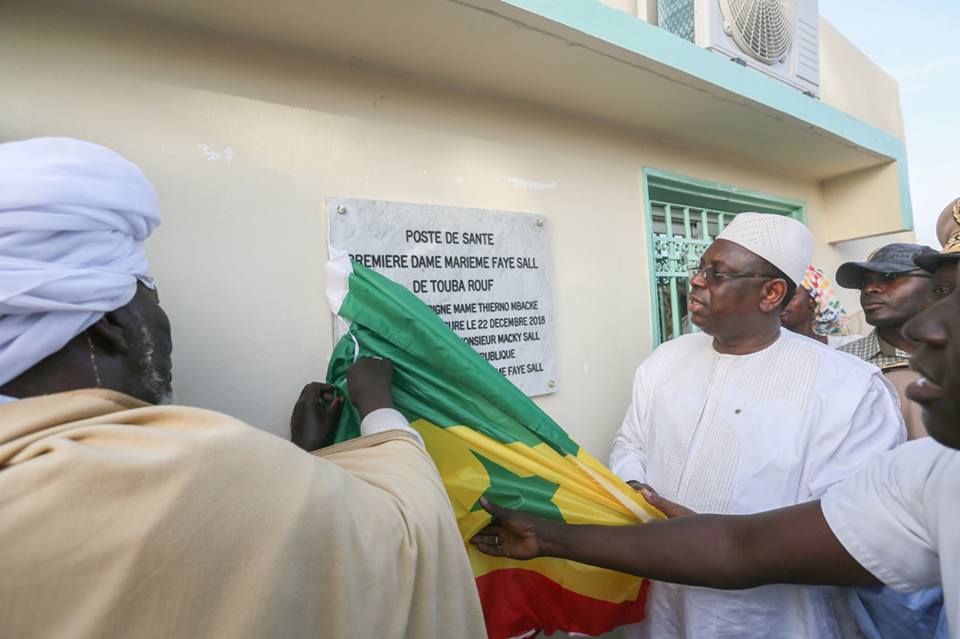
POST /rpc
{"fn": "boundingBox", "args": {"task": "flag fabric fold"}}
[325,255,662,638]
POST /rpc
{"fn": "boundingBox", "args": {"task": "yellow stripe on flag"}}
[412,419,663,605]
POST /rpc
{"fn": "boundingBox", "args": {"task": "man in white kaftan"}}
[472,244,960,639]
[609,213,906,638]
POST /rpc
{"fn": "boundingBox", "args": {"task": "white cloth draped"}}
[0,138,160,387]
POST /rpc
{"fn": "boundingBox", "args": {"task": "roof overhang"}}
[91,0,906,178]
[41,0,914,236]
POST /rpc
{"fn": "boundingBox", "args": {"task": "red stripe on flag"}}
[476,568,648,639]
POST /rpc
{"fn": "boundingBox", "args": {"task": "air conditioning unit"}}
[656,0,820,98]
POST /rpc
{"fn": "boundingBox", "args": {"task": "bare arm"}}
[472,498,879,590]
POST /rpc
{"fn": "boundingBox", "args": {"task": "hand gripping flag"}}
[325,254,663,639]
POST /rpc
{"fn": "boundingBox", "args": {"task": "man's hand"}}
[474,498,878,591]
[628,482,696,518]
[290,382,344,451]
[347,357,395,419]
[470,497,555,560]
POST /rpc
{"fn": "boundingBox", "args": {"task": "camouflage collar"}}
[838,330,911,371]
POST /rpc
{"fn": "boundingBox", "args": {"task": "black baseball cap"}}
[836,243,937,289]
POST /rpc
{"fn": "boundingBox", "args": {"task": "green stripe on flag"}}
[469,452,564,522]
[327,261,578,456]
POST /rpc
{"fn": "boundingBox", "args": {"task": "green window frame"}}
[643,168,806,346]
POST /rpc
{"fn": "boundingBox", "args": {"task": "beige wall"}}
[818,18,910,243]
[0,4,901,458]
[822,162,910,244]
[819,19,905,140]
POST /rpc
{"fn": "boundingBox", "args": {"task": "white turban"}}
[716,212,813,285]
[0,137,161,388]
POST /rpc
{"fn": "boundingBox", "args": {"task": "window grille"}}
[645,170,805,345]
[657,0,695,42]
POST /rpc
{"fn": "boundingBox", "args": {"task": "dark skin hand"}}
[626,481,695,518]
[346,357,396,418]
[470,497,878,590]
[290,382,345,451]
[290,357,396,450]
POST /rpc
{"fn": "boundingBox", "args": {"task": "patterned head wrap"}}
[800,265,848,336]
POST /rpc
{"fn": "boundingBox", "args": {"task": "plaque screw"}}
[536,218,544,227]
[548,379,556,388]
[336,205,347,215]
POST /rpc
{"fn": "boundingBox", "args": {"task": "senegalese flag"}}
[324,254,663,639]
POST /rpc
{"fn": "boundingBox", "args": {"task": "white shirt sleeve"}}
[821,438,949,592]
[360,408,424,447]
[807,373,907,497]
[608,365,649,484]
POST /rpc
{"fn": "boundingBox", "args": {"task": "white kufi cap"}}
[715,213,813,285]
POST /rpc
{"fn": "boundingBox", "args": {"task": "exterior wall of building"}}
[0,5,908,458]
[599,0,639,16]
[819,18,905,139]
[823,162,914,254]
[818,18,913,251]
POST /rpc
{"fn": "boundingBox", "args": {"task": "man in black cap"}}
[836,242,937,439]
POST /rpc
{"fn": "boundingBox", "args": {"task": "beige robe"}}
[0,389,486,639]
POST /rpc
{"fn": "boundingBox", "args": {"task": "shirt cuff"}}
[611,460,647,485]
[360,408,424,447]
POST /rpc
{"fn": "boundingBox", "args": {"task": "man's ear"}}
[759,279,788,313]
[86,311,132,354]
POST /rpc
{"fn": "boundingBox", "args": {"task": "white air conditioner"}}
[690,0,820,97]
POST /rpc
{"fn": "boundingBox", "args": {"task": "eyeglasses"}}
[687,265,776,285]
[860,271,932,286]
